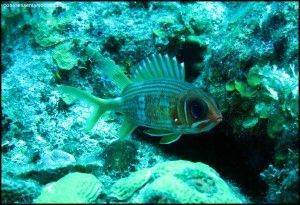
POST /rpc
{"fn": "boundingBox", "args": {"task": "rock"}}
[108,160,248,203]
[16,160,102,185]
[1,176,41,204]
[38,149,76,169]
[35,172,103,203]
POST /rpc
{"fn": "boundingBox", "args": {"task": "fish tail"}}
[56,85,122,131]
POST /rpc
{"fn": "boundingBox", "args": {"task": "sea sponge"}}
[34,172,103,203]
[103,139,137,174]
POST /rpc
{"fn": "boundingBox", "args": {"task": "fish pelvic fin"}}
[118,117,137,139]
[143,129,174,137]
[85,46,132,91]
[159,134,182,144]
[56,85,122,131]
[143,129,181,144]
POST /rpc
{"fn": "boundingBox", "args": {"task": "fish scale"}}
[121,79,192,130]
[122,95,176,129]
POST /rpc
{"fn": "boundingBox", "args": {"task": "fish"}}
[56,53,222,144]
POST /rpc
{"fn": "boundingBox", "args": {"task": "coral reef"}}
[260,150,299,203]
[1,1,298,204]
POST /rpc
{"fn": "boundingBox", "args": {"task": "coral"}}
[1,6,32,44]
[34,172,103,203]
[102,139,138,174]
[178,35,208,81]
[33,23,65,48]
[1,176,41,204]
[228,64,298,138]
[144,175,206,203]
[260,150,299,203]
[1,113,13,136]
[110,168,152,200]
[52,41,78,70]
[108,160,248,203]
[204,2,298,141]
[31,4,71,47]
[103,35,126,53]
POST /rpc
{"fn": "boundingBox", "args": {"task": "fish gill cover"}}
[1,1,299,204]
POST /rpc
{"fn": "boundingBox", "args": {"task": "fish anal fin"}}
[118,118,137,139]
[159,134,182,144]
[85,106,106,131]
[143,129,174,137]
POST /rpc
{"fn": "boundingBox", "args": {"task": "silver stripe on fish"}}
[123,79,193,95]
[191,120,210,128]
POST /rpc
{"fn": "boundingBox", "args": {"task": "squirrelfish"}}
[57,53,222,144]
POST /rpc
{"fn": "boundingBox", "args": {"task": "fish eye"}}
[188,98,208,121]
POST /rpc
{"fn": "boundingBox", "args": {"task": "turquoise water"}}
[1,2,299,203]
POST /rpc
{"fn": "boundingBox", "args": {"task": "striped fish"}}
[56,53,222,144]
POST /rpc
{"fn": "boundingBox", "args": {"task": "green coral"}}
[225,80,235,91]
[35,172,103,203]
[255,102,271,119]
[234,80,257,98]
[34,24,65,47]
[242,117,259,129]
[247,65,262,87]
[52,41,78,70]
[226,63,298,138]
[33,16,70,47]
[31,4,72,47]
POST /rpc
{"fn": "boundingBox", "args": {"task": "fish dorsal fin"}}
[131,54,185,82]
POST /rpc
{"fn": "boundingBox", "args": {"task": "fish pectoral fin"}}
[143,129,174,137]
[159,134,182,144]
[118,117,137,139]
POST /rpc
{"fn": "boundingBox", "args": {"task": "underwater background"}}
[1,1,299,204]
